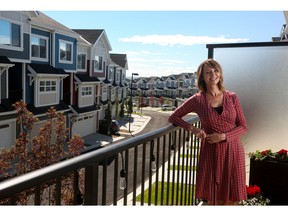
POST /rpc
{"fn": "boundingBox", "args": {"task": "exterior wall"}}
[91,38,109,79]
[54,33,77,71]
[0,34,30,61]
[208,42,288,155]
[0,11,30,149]
[0,119,16,149]
[31,28,51,64]
[0,11,31,62]
[1,73,7,98]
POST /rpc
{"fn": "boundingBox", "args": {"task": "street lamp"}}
[128,72,139,133]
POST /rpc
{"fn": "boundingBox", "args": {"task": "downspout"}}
[22,63,26,102]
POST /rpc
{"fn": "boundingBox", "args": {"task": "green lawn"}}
[135,182,196,205]
[169,165,197,171]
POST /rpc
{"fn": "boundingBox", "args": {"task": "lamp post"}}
[129,73,139,133]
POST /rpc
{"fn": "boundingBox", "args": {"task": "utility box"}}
[99,120,108,135]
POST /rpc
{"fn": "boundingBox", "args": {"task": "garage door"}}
[0,120,16,149]
[31,119,67,143]
[72,114,96,137]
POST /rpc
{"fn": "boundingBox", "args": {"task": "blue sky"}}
[43,10,286,78]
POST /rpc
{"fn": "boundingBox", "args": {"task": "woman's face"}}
[202,65,221,87]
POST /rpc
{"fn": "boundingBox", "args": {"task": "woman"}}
[168,59,247,205]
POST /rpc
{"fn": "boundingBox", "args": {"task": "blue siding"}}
[54,33,77,71]
[31,28,50,38]
[31,28,51,64]
[0,33,30,61]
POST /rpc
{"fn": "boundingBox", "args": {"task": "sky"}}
[42,10,286,78]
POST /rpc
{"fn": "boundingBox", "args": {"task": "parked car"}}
[161,104,176,111]
[111,120,120,135]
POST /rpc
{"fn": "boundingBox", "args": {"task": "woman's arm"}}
[225,94,247,142]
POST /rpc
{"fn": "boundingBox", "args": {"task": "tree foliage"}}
[0,100,85,205]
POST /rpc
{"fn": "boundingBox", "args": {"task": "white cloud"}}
[125,50,162,56]
[127,61,197,78]
[120,34,249,46]
[128,57,185,64]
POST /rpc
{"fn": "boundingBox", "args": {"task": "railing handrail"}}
[0,115,200,201]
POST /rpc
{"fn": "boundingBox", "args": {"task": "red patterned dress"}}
[168,91,247,204]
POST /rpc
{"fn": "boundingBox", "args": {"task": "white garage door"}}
[72,114,96,137]
[0,120,16,149]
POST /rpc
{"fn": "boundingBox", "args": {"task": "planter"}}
[249,158,288,205]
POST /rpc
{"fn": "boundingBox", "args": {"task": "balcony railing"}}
[0,116,201,205]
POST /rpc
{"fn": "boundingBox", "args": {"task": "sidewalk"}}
[82,114,151,147]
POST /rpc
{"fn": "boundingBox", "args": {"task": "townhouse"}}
[129,73,197,109]
[0,11,129,148]
[0,11,196,150]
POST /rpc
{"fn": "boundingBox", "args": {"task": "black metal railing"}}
[0,116,201,205]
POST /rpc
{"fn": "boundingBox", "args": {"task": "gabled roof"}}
[73,29,112,51]
[110,53,128,69]
[75,74,100,83]
[28,63,67,76]
[27,101,70,115]
[70,104,100,116]
[73,29,104,44]
[0,56,14,68]
[29,11,80,37]
[0,56,13,64]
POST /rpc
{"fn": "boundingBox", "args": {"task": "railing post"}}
[83,164,98,205]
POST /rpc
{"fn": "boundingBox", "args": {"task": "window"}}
[59,40,73,63]
[77,53,86,70]
[94,56,103,71]
[122,73,125,82]
[31,35,48,60]
[116,71,120,82]
[81,86,92,96]
[108,67,113,80]
[0,19,21,48]
[39,80,56,92]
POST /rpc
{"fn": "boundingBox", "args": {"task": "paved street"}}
[83,107,174,147]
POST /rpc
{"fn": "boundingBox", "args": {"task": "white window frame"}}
[36,78,59,107]
[81,86,92,96]
[39,79,57,93]
[59,39,73,64]
[79,85,94,107]
[77,53,87,71]
[0,18,23,51]
[94,56,103,72]
[31,34,48,62]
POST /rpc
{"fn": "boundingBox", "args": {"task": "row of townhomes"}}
[0,11,197,149]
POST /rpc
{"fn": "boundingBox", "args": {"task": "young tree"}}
[119,101,125,118]
[127,97,133,114]
[0,100,85,205]
[106,102,112,136]
[115,94,119,119]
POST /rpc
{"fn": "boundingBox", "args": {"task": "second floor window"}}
[108,67,113,80]
[94,56,103,71]
[0,19,21,48]
[31,35,48,60]
[77,53,86,70]
[116,71,120,82]
[59,40,72,63]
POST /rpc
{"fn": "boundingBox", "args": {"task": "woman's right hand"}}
[189,125,206,140]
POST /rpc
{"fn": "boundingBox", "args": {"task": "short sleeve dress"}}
[168,91,247,204]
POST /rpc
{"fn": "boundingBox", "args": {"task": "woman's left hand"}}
[205,133,226,144]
